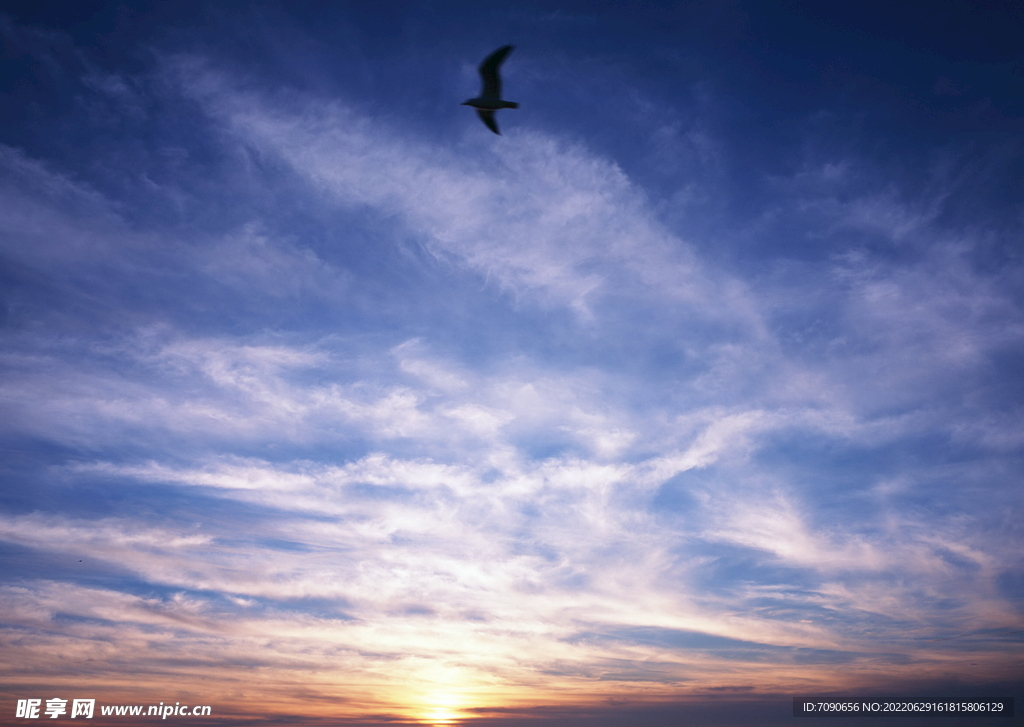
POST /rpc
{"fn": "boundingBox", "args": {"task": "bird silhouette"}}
[462,45,518,134]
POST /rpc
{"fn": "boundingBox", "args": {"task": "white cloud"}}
[2,50,1023,714]
[174,59,758,333]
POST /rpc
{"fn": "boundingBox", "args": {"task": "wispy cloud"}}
[1,17,1022,723]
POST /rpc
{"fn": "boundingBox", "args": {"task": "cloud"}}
[1,37,1023,722]
[173,57,758,328]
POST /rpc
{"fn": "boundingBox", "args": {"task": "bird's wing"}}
[476,109,501,135]
[478,45,513,99]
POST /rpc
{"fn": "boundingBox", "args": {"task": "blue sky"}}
[1,2,1022,725]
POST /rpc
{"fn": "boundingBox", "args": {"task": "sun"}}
[417,693,466,726]
[421,707,460,725]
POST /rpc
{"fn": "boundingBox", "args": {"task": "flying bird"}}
[462,45,518,134]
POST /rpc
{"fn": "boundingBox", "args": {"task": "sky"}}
[1,1,1023,725]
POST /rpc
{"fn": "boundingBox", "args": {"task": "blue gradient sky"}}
[1,1,1023,724]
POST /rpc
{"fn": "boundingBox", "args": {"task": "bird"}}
[462,45,518,134]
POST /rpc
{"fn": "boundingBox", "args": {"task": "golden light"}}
[422,708,459,725]
[418,693,466,726]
